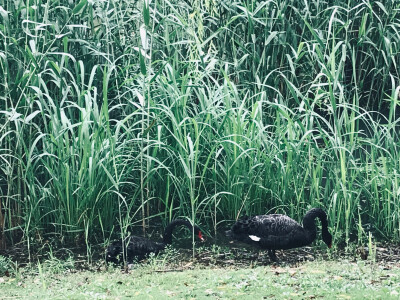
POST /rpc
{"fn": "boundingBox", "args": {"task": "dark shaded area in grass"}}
[1,231,400,273]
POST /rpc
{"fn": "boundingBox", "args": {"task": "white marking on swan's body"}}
[249,235,261,241]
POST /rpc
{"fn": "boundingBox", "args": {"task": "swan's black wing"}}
[228,214,307,250]
[106,235,165,263]
[126,236,166,259]
[232,214,301,236]
[251,215,303,236]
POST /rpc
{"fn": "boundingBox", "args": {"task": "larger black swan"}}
[106,219,204,264]
[225,208,332,261]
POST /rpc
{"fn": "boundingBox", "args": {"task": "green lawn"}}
[2,260,400,299]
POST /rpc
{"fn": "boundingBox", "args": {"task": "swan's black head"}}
[105,241,123,264]
[322,229,332,248]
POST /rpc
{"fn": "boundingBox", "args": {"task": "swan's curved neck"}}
[302,208,329,242]
[162,220,194,244]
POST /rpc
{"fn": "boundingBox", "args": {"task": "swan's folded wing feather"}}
[253,215,302,237]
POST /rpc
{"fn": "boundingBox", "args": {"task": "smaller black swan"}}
[106,219,204,264]
[225,208,332,261]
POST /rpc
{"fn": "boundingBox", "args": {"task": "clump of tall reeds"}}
[0,0,399,255]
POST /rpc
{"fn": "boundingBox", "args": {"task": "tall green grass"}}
[0,0,399,254]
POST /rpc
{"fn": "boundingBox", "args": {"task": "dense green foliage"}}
[1,0,399,250]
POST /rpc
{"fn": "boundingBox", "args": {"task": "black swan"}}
[106,219,204,264]
[225,208,332,261]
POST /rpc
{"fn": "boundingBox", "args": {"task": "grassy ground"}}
[1,257,400,299]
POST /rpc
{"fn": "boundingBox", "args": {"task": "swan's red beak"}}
[198,231,205,241]
[328,243,332,248]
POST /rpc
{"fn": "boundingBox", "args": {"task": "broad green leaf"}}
[72,0,87,14]
[143,0,150,26]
